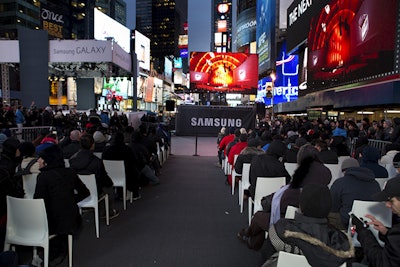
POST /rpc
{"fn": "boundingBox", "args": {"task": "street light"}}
[270,71,276,121]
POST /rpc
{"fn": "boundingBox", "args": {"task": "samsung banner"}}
[49,40,112,62]
[175,105,256,136]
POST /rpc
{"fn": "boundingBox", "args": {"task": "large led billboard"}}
[189,52,258,94]
[94,8,130,53]
[134,30,151,71]
[306,0,398,94]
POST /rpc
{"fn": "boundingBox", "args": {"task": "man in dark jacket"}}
[330,158,381,229]
[352,175,400,267]
[62,130,82,159]
[69,134,118,218]
[360,146,388,178]
[248,139,291,197]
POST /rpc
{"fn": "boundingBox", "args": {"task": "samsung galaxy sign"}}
[190,117,242,127]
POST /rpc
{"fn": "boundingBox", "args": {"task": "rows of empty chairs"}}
[223,155,395,265]
[6,145,170,267]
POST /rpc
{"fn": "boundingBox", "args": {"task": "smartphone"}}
[350,213,368,229]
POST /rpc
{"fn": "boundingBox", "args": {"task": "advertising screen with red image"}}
[306,0,398,93]
[189,52,258,94]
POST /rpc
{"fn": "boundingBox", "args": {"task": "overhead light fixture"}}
[357,111,374,115]
[386,110,400,114]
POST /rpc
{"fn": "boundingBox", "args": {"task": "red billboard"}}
[189,52,258,93]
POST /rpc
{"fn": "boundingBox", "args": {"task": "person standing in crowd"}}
[351,175,400,266]
[330,158,381,229]
[261,184,353,267]
[15,105,25,141]
[382,119,393,141]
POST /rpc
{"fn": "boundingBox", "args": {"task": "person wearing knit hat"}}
[263,183,353,267]
[234,137,264,176]
[330,157,380,229]
[351,176,400,266]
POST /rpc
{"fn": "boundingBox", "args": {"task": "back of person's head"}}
[18,142,36,158]
[297,143,319,164]
[356,136,369,147]
[361,146,380,163]
[234,128,241,138]
[314,140,328,151]
[239,133,248,142]
[247,137,260,148]
[341,158,360,172]
[229,127,235,135]
[393,152,400,169]
[112,132,125,145]
[38,145,64,168]
[70,130,81,141]
[1,138,20,158]
[80,134,94,150]
[93,131,106,144]
[300,184,332,218]
[266,140,286,158]
[384,143,400,154]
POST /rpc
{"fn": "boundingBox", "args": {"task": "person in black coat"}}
[248,139,291,198]
[34,144,89,235]
[360,146,388,178]
[314,140,338,164]
[102,132,141,199]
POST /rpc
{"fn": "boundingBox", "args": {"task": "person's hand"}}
[351,214,368,233]
[365,214,389,235]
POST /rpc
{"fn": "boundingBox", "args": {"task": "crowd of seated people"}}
[0,107,169,266]
[216,115,400,266]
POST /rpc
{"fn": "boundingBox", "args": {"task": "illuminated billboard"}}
[94,8,130,53]
[306,0,398,94]
[134,30,151,71]
[103,77,132,100]
[189,52,258,93]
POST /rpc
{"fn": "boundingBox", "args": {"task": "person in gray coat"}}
[330,157,381,229]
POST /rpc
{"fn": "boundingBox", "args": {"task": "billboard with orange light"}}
[189,52,258,94]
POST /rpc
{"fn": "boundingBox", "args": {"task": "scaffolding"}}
[1,64,10,105]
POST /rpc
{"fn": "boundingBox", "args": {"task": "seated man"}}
[351,166,400,266]
[62,130,82,159]
[69,134,119,218]
[262,184,354,267]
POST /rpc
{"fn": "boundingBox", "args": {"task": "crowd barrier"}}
[9,126,52,142]
[349,137,391,156]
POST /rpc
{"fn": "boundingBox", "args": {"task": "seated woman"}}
[237,144,332,250]
[261,184,354,267]
[34,145,89,261]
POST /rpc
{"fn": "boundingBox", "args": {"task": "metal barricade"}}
[9,126,52,142]
[350,137,392,156]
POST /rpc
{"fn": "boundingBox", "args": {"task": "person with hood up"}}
[262,184,354,267]
[330,158,381,229]
[380,143,400,165]
[248,137,291,198]
[360,146,388,178]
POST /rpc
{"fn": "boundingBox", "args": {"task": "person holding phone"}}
[351,176,400,267]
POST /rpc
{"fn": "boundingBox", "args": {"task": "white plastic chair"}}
[324,163,343,188]
[284,205,300,219]
[93,152,102,159]
[103,160,132,210]
[77,174,109,238]
[22,173,38,199]
[238,163,251,213]
[248,177,286,225]
[284,162,298,177]
[375,177,389,190]
[348,200,392,247]
[385,163,397,178]
[4,196,73,267]
[276,251,346,267]
[231,154,240,195]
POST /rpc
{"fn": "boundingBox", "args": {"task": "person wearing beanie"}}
[17,141,40,174]
[351,176,400,267]
[262,184,353,267]
[330,158,381,229]
[34,144,89,260]
[35,133,58,154]
[0,137,20,177]
[360,146,388,178]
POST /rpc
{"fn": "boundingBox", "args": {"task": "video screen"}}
[189,52,258,94]
[307,0,398,92]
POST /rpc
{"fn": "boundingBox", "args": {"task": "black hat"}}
[247,138,260,148]
[300,184,332,218]
[373,177,400,201]
[393,152,400,168]
[38,144,64,168]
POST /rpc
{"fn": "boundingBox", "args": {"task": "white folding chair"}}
[248,177,286,225]
[238,163,251,213]
[4,196,73,267]
[22,173,38,199]
[93,152,102,159]
[348,200,392,247]
[77,174,109,238]
[276,251,346,267]
[103,160,132,210]
[284,162,298,177]
[325,163,343,188]
[231,154,240,195]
